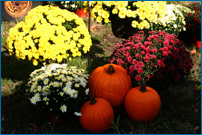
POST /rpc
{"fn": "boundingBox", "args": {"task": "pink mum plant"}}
[109,31,193,89]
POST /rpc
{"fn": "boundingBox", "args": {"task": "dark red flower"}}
[173,73,180,82]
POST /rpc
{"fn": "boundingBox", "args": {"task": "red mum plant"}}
[109,31,193,89]
[184,2,201,40]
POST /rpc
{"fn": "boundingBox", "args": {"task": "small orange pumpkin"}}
[124,78,161,122]
[79,94,114,133]
[88,64,132,110]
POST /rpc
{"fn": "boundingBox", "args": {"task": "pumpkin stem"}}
[107,65,115,74]
[140,78,147,92]
[88,93,97,105]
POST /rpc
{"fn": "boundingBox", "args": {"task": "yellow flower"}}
[32,59,38,66]
[118,11,126,19]
[96,16,102,23]
[6,5,92,66]
[131,20,139,28]
[112,8,118,14]
[102,11,110,19]
[126,9,133,17]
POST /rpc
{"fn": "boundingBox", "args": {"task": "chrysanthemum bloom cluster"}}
[151,4,191,35]
[109,31,193,88]
[84,1,167,30]
[184,3,201,40]
[6,5,92,66]
[51,1,86,12]
[26,63,89,114]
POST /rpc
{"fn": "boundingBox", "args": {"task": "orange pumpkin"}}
[124,78,161,122]
[88,64,132,110]
[79,94,114,133]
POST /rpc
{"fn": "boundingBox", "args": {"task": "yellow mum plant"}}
[6,5,92,66]
[84,1,167,30]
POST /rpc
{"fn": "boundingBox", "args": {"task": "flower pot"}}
[75,9,87,18]
[45,110,68,125]
[109,13,138,39]
[196,40,201,49]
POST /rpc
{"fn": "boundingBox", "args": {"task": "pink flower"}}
[126,46,131,50]
[164,40,169,46]
[134,64,139,70]
[141,45,146,50]
[146,53,151,57]
[145,47,151,53]
[138,68,143,74]
[174,47,179,53]
[127,56,132,62]
[163,47,169,51]
[135,75,141,81]
[133,44,139,50]
[162,51,168,57]
[125,52,130,57]
[144,41,153,47]
[157,60,164,66]
[168,45,173,50]
[135,53,141,57]
[151,55,157,59]
[117,58,122,62]
[132,59,138,64]
[141,51,145,54]
[147,75,151,79]
[129,65,135,71]
[152,48,158,53]
[138,61,144,67]
[129,70,134,75]
[144,56,150,62]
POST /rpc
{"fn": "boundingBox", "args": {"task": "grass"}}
[1,4,201,134]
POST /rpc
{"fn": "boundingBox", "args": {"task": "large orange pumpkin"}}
[88,64,132,110]
[79,94,114,133]
[124,78,161,122]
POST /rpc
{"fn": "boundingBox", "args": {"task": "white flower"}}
[71,4,76,8]
[66,81,72,87]
[62,78,67,82]
[67,76,72,81]
[30,96,37,105]
[34,93,41,102]
[60,104,67,113]
[53,81,59,87]
[70,90,78,98]
[85,88,89,95]
[63,86,71,94]
[80,81,86,88]
[74,112,82,116]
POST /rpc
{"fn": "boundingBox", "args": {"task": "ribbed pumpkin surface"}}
[88,64,132,110]
[79,98,114,133]
[124,86,161,122]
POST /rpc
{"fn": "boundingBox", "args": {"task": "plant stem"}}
[88,93,97,105]
[107,65,115,74]
[140,78,147,92]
